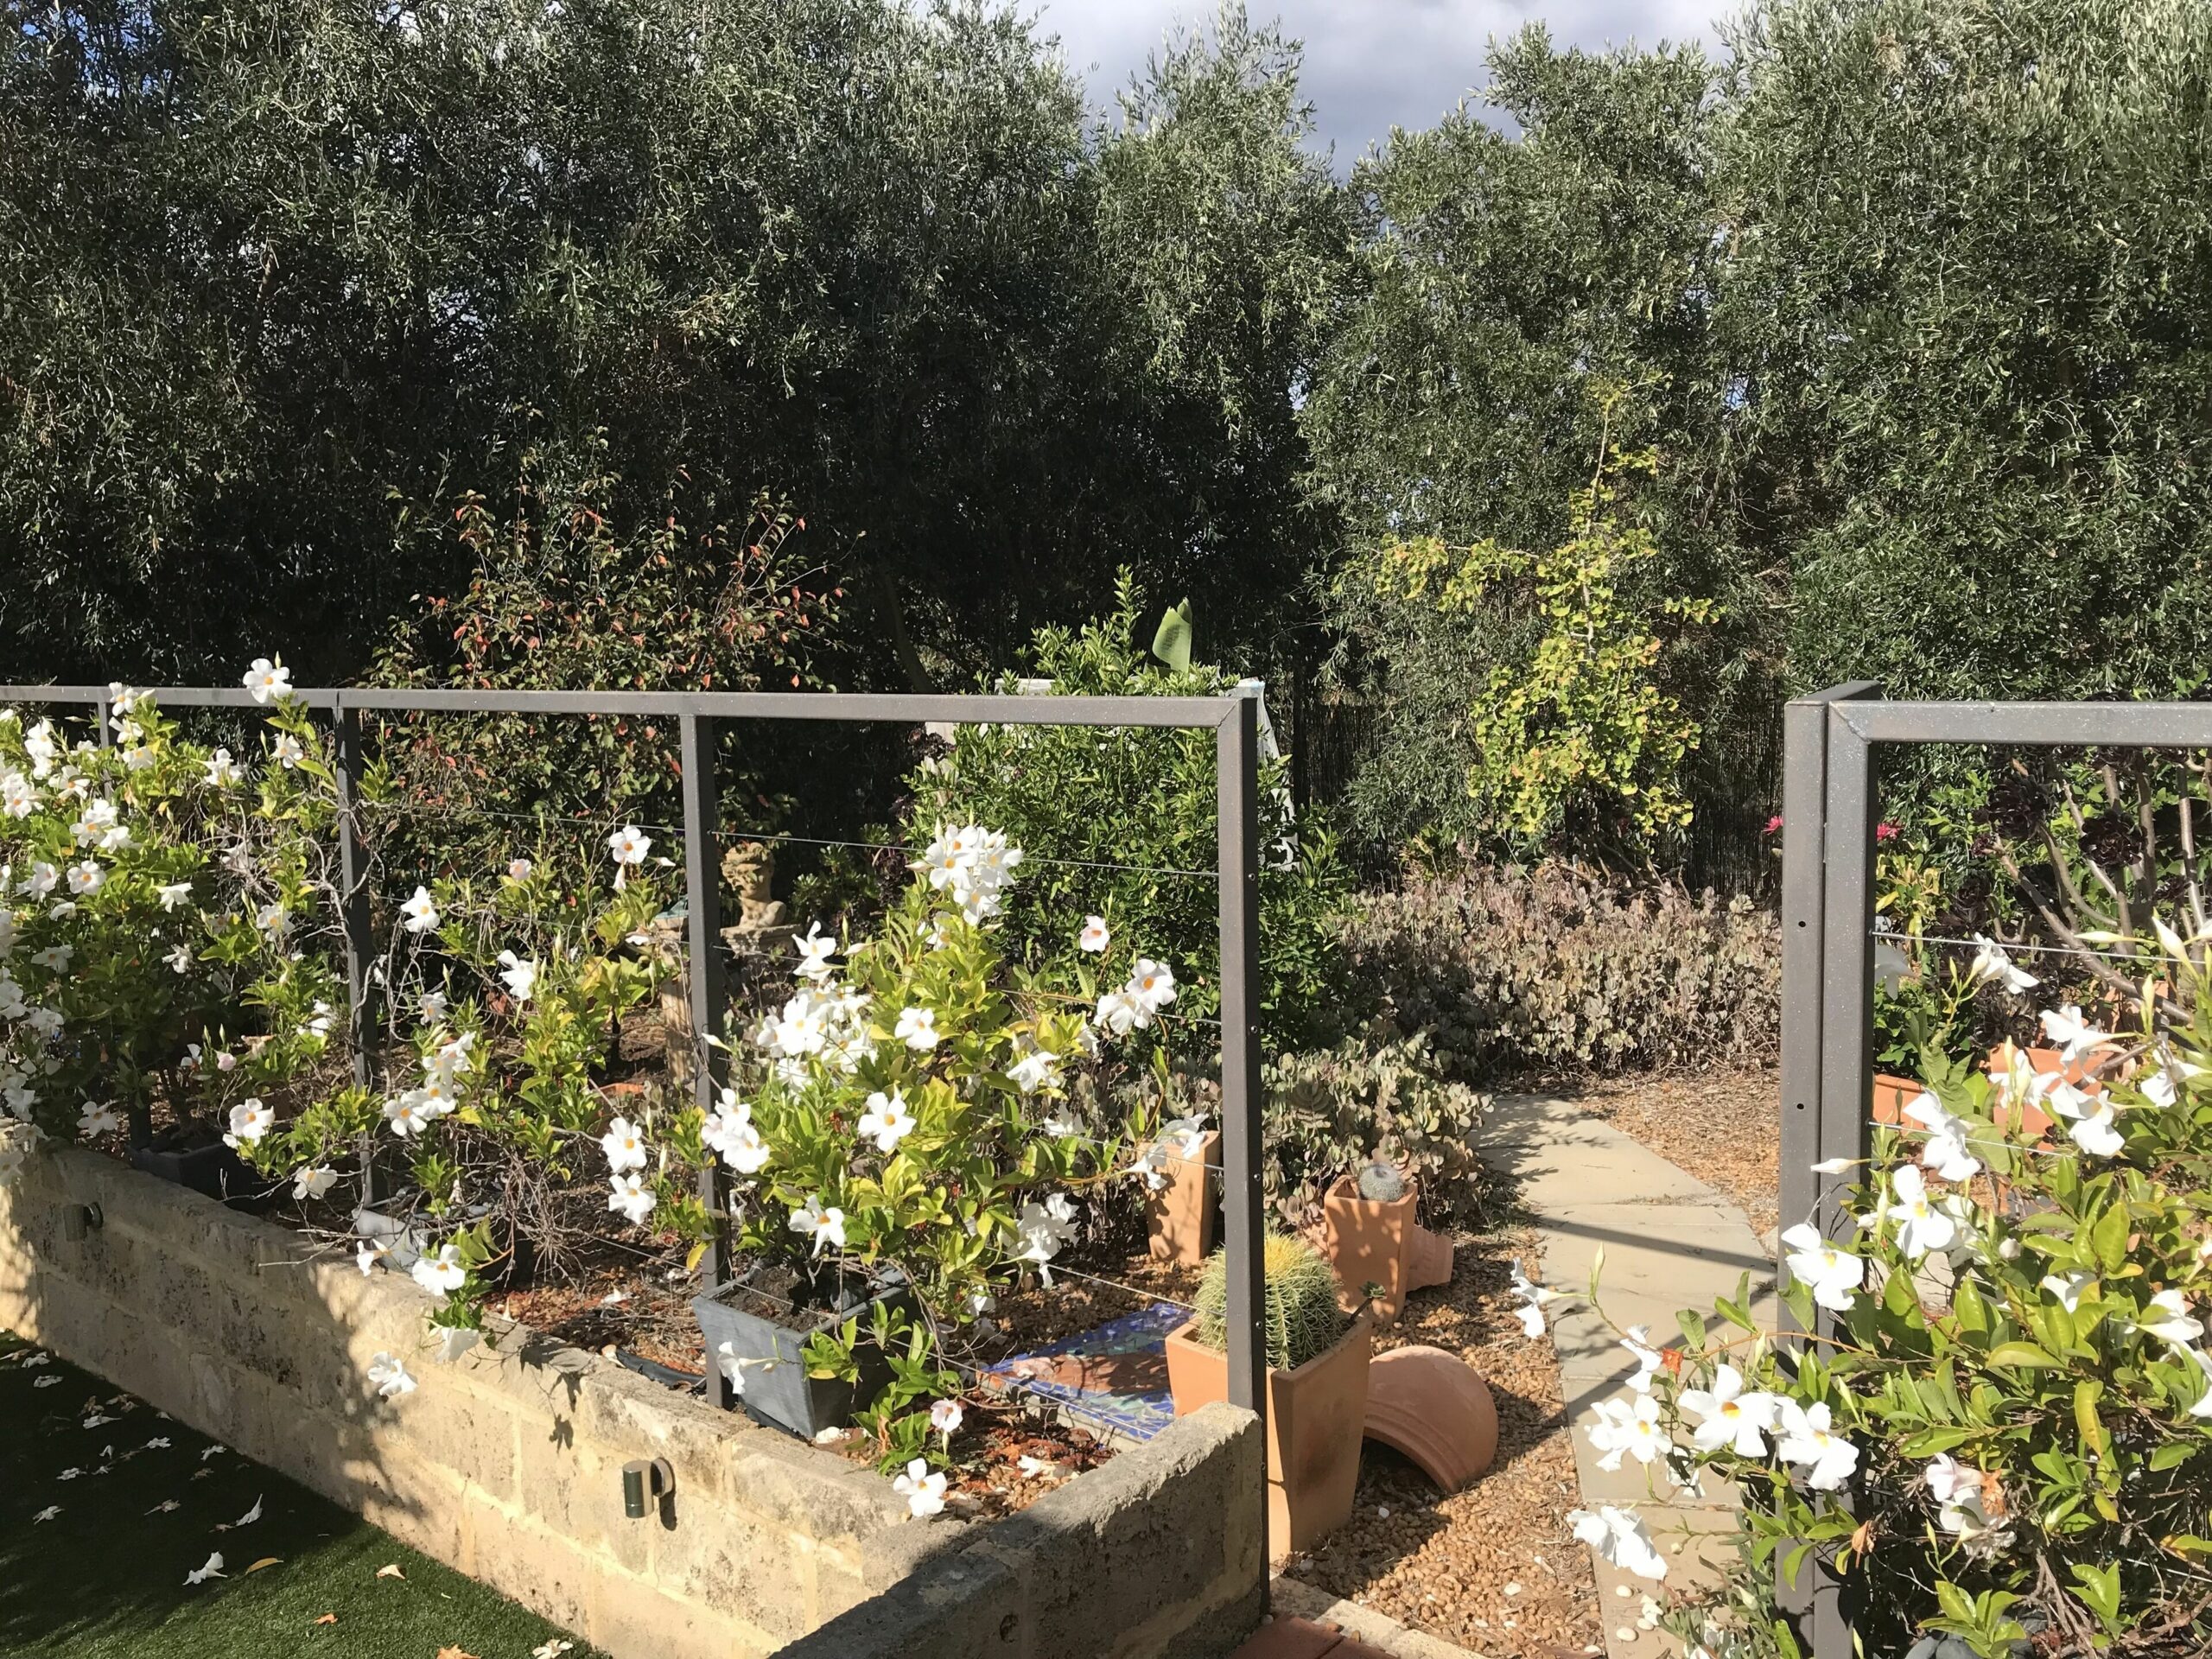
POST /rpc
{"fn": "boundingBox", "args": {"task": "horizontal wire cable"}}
[354,796,1218,882]
[1872,927,2174,965]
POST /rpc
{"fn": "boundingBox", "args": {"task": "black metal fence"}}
[0,679,1274,1570]
[1778,685,2212,1656]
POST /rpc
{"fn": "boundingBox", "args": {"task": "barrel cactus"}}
[1192,1232,1351,1372]
[1355,1158,1406,1204]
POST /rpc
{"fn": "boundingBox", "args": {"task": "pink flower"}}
[1876,822,1899,842]
[1764,815,1783,836]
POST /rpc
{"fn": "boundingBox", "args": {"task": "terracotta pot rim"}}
[1323,1170,1419,1208]
[1166,1306,1376,1383]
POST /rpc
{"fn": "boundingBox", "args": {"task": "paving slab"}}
[1484,1095,1782,1659]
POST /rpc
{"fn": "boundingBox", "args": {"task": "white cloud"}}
[1039,0,1718,161]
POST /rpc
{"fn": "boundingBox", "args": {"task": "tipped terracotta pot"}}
[1166,1307,1375,1560]
[1145,1128,1219,1267]
[1364,1344,1497,1492]
[1320,1173,1453,1321]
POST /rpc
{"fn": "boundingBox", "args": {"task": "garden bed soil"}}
[1561,1065,1782,1238]
[1287,1225,1605,1659]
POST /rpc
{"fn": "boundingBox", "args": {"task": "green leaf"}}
[1985,1340,2063,1370]
[2069,1561,2122,1626]
[2090,1202,2129,1273]
[1149,598,1194,672]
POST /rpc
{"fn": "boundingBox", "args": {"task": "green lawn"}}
[0,1332,604,1659]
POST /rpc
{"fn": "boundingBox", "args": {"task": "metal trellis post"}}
[1217,694,1268,1569]
[681,714,734,1410]
[332,696,384,1205]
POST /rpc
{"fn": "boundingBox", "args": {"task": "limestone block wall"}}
[0,1137,1262,1659]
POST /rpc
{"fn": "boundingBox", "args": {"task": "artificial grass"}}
[0,1332,605,1659]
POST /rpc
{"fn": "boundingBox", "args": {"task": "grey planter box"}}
[691,1268,914,1440]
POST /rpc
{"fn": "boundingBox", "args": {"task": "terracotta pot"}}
[1145,1128,1219,1267]
[1364,1344,1497,1492]
[1320,1173,1453,1321]
[1871,1073,1922,1128]
[1164,1308,1375,1560]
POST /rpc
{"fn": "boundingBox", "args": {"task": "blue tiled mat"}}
[982,1301,1187,1442]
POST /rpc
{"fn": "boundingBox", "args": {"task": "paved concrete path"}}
[1484,1095,1781,1659]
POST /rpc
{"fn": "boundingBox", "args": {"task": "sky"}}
[1039,0,1717,162]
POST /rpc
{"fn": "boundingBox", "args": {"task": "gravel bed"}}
[1289,1224,1604,1659]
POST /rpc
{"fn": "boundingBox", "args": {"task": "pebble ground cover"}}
[0,1332,600,1659]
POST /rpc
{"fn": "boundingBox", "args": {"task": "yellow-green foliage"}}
[1365,432,1715,852]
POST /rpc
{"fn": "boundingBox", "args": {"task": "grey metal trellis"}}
[0,679,1274,1575]
[1779,686,2212,1657]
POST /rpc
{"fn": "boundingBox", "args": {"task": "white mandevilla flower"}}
[2038,1004,2113,1063]
[123,742,156,772]
[1925,1453,2012,1559]
[1509,1258,1559,1337]
[928,1398,963,1442]
[203,747,243,787]
[892,1457,947,1518]
[2041,1269,2094,1313]
[399,886,440,934]
[1777,1400,1859,1491]
[272,734,304,768]
[793,922,836,982]
[1967,934,2037,994]
[1128,957,1176,1014]
[20,861,57,899]
[1781,1223,1864,1312]
[2135,1288,2203,1345]
[383,1090,433,1137]
[1014,1193,1077,1284]
[365,1351,416,1399]
[1885,1165,1957,1259]
[607,824,651,886]
[1901,1091,1981,1183]
[505,857,532,883]
[856,1089,917,1154]
[242,657,292,703]
[1077,914,1109,953]
[254,901,287,937]
[0,771,35,817]
[2046,1080,2125,1158]
[1007,1045,1061,1095]
[1093,985,1143,1037]
[703,1090,770,1175]
[893,1005,939,1052]
[65,860,102,895]
[607,1172,657,1226]
[156,880,193,912]
[599,1116,648,1173]
[1679,1363,1782,1457]
[1587,1389,1671,1474]
[1568,1504,1666,1581]
[292,1166,339,1203]
[77,1101,124,1140]
[411,1243,467,1298]
[222,1098,273,1149]
[356,1237,391,1276]
[497,950,537,1003]
[790,1196,846,1257]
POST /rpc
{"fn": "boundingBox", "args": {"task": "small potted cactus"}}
[1164,1232,1376,1557]
[1320,1157,1452,1322]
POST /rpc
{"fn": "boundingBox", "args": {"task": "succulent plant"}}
[1192,1231,1350,1372]
[1355,1158,1406,1203]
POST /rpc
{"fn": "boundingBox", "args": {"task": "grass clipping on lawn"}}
[0,1332,601,1659]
